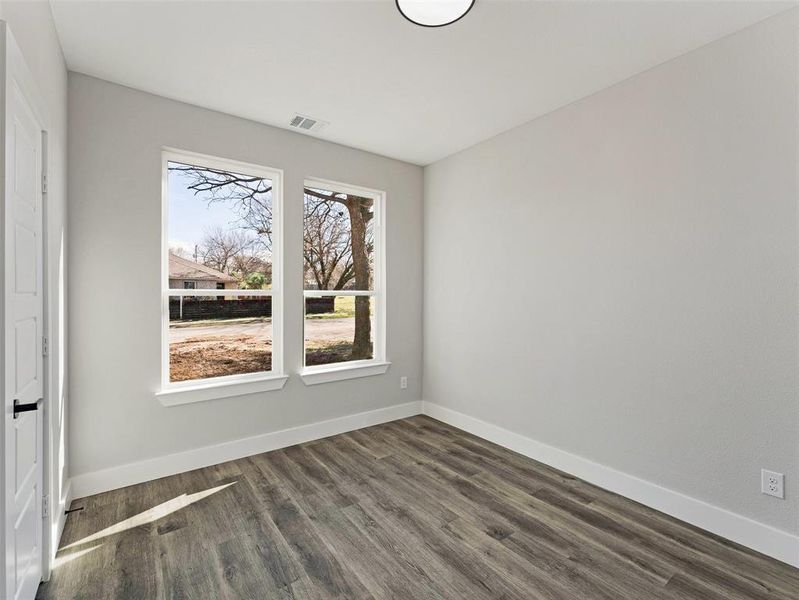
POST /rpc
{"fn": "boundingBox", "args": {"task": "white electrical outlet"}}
[761,469,784,499]
[400,376,408,390]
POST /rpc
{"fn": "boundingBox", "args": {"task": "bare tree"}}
[231,254,271,286]
[345,195,374,359]
[197,227,256,274]
[169,163,274,253]
[304,187,373,359]
[169,245,190,259]
[169,162,373,359]
[303,195,354,290]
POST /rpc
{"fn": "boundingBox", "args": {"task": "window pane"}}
[304,295,374,366]
[169,295,272,382]
[303,186,374,291]
[168,160,273,291]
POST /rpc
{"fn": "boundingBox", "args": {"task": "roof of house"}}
[168,252,237,283]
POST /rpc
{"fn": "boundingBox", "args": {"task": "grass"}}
[171,296,361,327]
[169,296,362,328]
[305,295,357,320]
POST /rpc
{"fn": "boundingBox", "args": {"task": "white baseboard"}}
[422,401,799,568]
[68,398,799,568]
[71,401,422,498]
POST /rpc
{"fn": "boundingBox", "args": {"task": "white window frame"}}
[156,148,286,405]
[300,177,389,385]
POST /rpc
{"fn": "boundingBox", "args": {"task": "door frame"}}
[0,21,56,595]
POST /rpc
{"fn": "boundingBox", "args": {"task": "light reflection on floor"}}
[61,482,236,550]
[52,544,103,570]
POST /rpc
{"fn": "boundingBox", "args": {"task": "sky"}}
[167,162,271,258]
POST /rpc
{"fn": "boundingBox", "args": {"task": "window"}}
[301,178,388,384]
[158,150,285,404]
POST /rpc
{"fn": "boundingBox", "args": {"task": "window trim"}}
[299,177,388,385]
[158,148,284,404]
[155,372,289,406]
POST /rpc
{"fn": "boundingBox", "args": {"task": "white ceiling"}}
[50,0,794,165]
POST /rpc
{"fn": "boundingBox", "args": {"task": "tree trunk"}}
[345,196,372,360]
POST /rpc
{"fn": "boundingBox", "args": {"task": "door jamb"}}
[40,128,52,582]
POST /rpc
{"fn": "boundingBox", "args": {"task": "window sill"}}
[156,373,289,406]
[299,361,390,386]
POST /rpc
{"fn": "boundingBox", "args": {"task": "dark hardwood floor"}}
[38,416,799,599]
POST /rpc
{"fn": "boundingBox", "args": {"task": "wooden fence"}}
[169,297,335,321]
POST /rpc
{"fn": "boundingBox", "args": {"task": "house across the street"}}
[168,252,238,290]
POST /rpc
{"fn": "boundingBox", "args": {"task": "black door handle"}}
[13,398,41,419]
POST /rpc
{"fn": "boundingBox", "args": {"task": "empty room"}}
[1,0,798,598]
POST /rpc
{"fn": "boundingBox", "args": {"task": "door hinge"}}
[42,494,49,519]
[42,336,48,357]
[41,173,48,194]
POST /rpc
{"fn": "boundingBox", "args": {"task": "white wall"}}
[68,74,423,484]
[424,9,799,539]
[0,0,69,571]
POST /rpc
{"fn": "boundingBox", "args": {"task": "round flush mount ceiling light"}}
[396,0,475,27]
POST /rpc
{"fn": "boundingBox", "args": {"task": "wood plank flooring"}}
[38,416,799,599]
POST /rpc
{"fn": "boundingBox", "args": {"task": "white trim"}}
[300,361,391,385]
[421,401,799,568]
[303,290,376,298]
[305,177,385,200]
[70,401,422,498]
[41,477,72,583]
[66,395,799,567]
[156,373,288,406]
[160,148,285,399]
[53,479,72,553]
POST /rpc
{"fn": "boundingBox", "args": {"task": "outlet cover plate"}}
[761,469,784,499]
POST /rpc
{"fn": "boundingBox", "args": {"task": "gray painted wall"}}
[424,11,799,534]
[68,74,423,478]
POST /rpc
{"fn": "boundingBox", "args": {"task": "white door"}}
[3,47,45,600]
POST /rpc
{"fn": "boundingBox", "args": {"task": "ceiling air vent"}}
[289,113,329,133]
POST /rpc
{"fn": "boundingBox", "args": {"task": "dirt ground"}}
[169,321,371,382]
[170,334,274,382]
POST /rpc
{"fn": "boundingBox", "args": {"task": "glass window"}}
[163,151,282,387]
[302,180,383,369]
